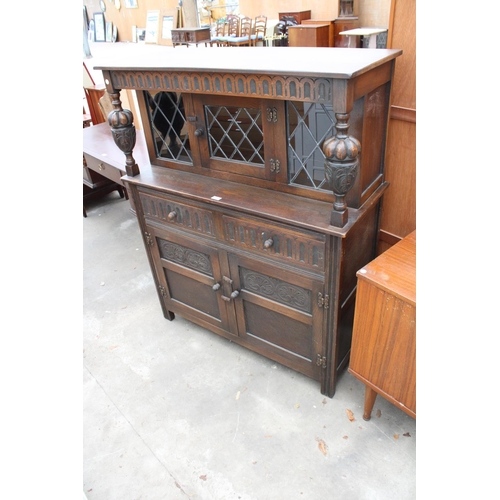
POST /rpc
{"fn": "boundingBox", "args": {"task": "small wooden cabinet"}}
[301,19,336,47]
[349,231,416,418]
[95,47,402,397]
[288,24,330,47]
[171,27,211,47]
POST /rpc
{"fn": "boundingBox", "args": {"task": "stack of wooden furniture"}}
[279,9,360,48]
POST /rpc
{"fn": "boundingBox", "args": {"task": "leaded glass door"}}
[192,95,285,180]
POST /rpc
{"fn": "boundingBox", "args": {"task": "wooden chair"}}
[218,15,240,45]
[227,16,252,47]
[251,15,267,46]
[98,92,113,122]
[210,20,227,46]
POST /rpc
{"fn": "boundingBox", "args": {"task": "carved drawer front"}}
[139,191,216,239]
[222,215,326,272]
[83,153,125,186]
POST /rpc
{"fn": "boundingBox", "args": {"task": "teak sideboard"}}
[348,230,416,418]
[95,47,402,397]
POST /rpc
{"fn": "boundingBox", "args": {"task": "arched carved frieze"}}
[260,75,274,98]
[108,70,332,103]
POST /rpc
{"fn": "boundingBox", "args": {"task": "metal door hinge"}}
[266,107,278,122]
[159,285,167,298]
[318,292,329,309]
[145,232,154,247]
[270,159,280,173]
[316,354,327,369]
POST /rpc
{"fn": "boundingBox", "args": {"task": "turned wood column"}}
[106,90,140,177]
[323,113,360,227]
[102,70,140,177]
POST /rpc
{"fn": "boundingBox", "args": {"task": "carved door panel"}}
[228,253,325,381]
[191,94,285,180]
[146,225,235,334]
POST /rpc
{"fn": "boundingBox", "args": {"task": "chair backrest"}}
[98,91,113,121]
[239,16,252,38]
[226,15,240,37]
[214,20,226,38]
[252,15,267,45]
[254,15,267,37]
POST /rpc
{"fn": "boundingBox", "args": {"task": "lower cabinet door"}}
[148,226,234,333]
[228,253,325,381]
[146,223,326,381]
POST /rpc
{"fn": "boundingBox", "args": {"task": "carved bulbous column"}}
[107,91,140,177]
[323,113,360,227]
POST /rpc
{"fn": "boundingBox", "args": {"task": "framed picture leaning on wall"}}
[158,9,177,46]
[145,10,160,44]
[93,12,106,42]
[106,21,113,42]
[88,19,95,42]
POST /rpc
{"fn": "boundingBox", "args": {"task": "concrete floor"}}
[83,193,416,500]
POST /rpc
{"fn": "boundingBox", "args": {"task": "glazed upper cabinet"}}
[96,47,402,397]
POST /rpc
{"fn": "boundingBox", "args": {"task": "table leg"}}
[368,34,377,48]
[363,386,378,420]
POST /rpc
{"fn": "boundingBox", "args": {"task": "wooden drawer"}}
[222,214,326,272]
[83,153,125,186]
[138,190,217,239]
[83,158,112,189]
[138,188,326,272]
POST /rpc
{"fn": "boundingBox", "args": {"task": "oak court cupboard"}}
[94,46,402,397]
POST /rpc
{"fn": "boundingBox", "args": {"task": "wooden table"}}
[339,27,387,48]
[83,123,150,214]
[348,231,416,419]
[171,27,211,47]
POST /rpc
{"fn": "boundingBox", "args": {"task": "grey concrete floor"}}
[83,193,416,500]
